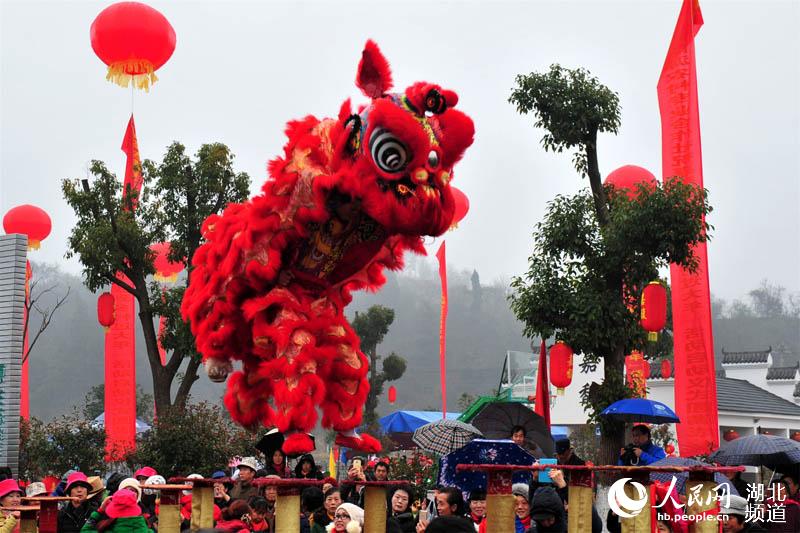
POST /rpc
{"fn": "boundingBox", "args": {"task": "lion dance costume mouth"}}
[181,40,474,455]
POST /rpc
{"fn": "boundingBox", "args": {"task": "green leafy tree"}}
[82,384,155,424]
[351,306,407,427]
[509,65,711,462]
[20,411,106,479]
[62,143,250,414]
[126,402,254,476]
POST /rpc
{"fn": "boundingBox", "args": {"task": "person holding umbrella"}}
[617,425,666,466]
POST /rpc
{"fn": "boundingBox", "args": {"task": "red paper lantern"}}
[626,351,647,397]
[791,431,800,442]
[3,205,52,250]
[387,385,397,404]
[604,165,657,199]
[641,281,667,342]
[723,429,740,442]
[661,359,673,379]
[151,242,184,282]
[97,292,116,330]
[449,187,469,229]
[549,341,573,395]
[90,2,176,91]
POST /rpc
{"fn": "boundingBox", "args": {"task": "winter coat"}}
[229,481,260,502]
[215,518,249,533]
[766,498,800,532]
[478,515,530,533]
[294,455,324,480]
[387,511,416,533]
[0,514,17,533]
[264,463,290,478]
[529,487,566,533]
[310,508,332,533]
[80,513,150,533]
[59,500,100,533]
[616,440,666,466]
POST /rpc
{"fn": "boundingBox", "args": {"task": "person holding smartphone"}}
[342,458,367,507]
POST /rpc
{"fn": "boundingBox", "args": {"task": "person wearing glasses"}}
[328,503,364,533]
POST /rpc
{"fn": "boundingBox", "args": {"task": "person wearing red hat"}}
[58,472,98,533]
[81,489,149,533]
[133,468,157,485]
[0,479,23,533]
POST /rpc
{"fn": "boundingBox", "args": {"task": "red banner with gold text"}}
[105,115,142,460]
[658,0,719,455]
[436,242,448,419]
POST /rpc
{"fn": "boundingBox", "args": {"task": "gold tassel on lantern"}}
[106,60,158,91]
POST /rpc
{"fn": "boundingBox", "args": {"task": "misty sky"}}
[1,0,798,301]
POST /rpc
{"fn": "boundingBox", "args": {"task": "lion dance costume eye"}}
[181,40,474,455]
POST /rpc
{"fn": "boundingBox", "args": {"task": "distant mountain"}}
[24,262,800,421]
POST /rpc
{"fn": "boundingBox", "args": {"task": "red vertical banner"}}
[435,242,448,419]
[105,115,143,460]
[658,0,719,455]
[105,282,137,460]
[534,340,551,429]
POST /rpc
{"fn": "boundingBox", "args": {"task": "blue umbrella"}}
[600,398,680,424]
[649,457,739,496]
[438,439,537,497]
[709,434,800,469]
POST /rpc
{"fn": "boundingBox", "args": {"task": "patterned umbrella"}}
[413,419,483,455]
[709,434,800,469]
[649,457,739,496]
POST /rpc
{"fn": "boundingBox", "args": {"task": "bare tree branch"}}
[23,284,70,364]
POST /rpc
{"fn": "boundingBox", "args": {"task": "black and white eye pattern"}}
[370,128,409,173]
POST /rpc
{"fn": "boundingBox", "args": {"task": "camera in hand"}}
[620,444,640,466]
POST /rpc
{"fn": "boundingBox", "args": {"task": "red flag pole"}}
[436,242,449,419]
[658,0,719,455]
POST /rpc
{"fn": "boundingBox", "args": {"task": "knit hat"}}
[334,503,364,531]
[211,471,227,479]
[238,457,258,472]
[118,478,142,501]
[0,479,23,499]
[105,489,142,519]
[184,473,203,495]
[65,472,92,495]
[143,475,166,496]
[86,476,105,499]
[25,482,47,498]
[134,467,157,479]
[512,483,529,500]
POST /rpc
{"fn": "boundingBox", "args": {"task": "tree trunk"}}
[173,356,201,411]
[133,274,174,415]
[585,130,610,228]
[598,345,627,465]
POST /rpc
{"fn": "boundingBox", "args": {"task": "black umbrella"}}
[255,429,316,459]
[471,401,554,456]
[709,434,800,470]
[649,457,739,496]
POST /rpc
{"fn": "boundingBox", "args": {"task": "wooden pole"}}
[363,487,386,533]
[484,470,515,533]
[687,471,718,533]
[567,467,594,532]
[620,471,651,533]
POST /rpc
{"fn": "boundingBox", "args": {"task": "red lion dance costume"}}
[182,41,474,454]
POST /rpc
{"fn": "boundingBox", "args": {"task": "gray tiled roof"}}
[767,363,799,381]
[717,377,800,417]
[721,347,771,365]
[648,360,672,380]
[795,382,800,398]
